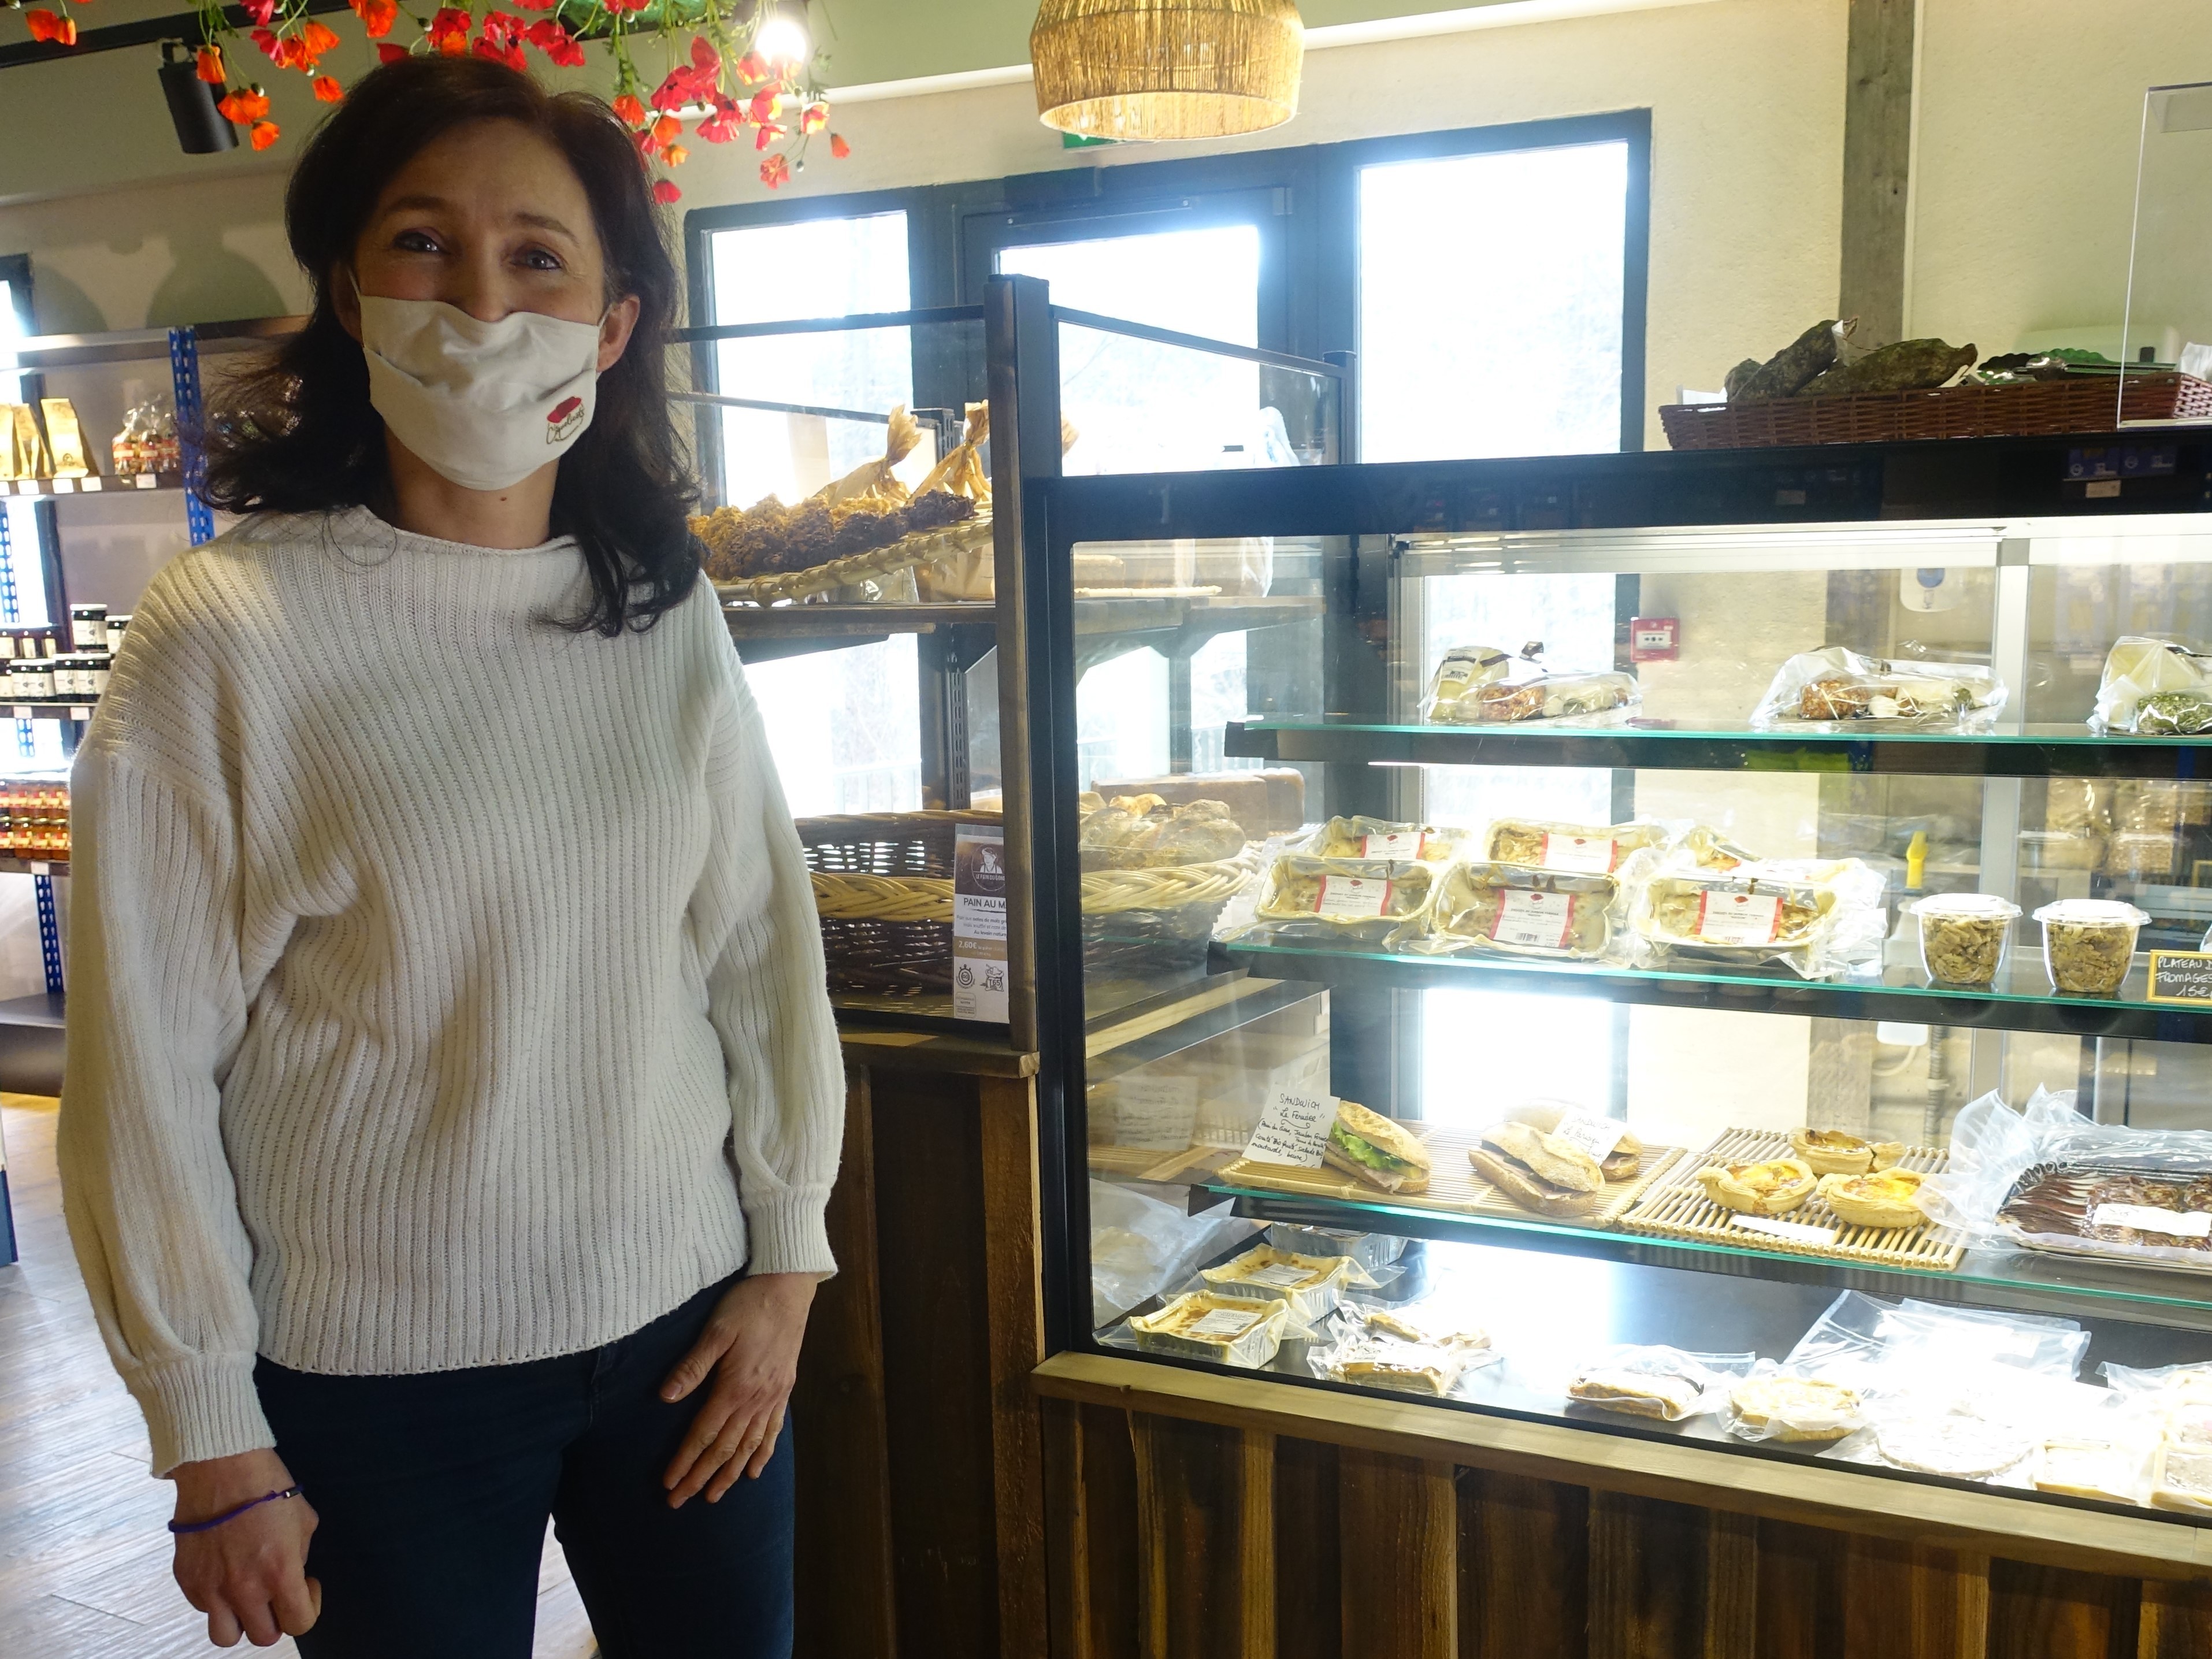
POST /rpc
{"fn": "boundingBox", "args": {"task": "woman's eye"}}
[518,247,565,273]
[393,230,443,254]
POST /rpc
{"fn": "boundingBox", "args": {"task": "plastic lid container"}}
[1909,893,2021,986]
[2032,900,2150,998]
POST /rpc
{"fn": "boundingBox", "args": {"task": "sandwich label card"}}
[1244,1088,1338,1167]
[1489,889,1576,951]
[1542,833,1617,875]
[1111,1074,1200,1151]
[1729,1214,1838,1247]
[951,823,1009,1022]
[2092,1202,2212,1238]
[1361,829,1430,859]
[1697,890,1782,945]
[1546,1112,1627,1161]
[1313,874,1392,918]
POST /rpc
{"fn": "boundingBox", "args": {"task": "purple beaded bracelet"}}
[168,1486,302,1536]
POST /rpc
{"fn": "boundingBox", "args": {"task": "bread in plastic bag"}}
[1725,1361,1863,1443]
[1310,1301,1499,1397]
[1750,645,2006,732]
[1392,862,1616,961]
[1565,1346,1755,1421]
[2090,636,2212,735]
[1424,643,1639,728]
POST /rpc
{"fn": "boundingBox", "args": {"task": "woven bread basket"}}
[1660,372,2212,451]
[717,515,996,608]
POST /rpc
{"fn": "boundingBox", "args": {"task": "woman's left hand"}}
[659,1272,818,1506]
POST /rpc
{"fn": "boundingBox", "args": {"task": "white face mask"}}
[355,289,606,492]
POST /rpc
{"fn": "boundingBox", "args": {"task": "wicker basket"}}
[1660,372,2212,451]
[799,810,1252,997]
[717,516,996,608]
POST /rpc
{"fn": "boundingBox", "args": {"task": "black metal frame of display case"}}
[1024,433,2212,1517]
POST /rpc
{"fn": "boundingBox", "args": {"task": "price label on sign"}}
[2093,1203,2212,1238]
[1361,830,1430,860]
[1546,1112,1627,1161]
[1243,1089,1338,1168]
[1489,889,1575,950]
[2147,952,2212,1006]
[1696,889,1782,945]
[1314,875,1392,918]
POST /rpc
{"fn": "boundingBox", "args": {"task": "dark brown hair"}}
[202,55,697,634]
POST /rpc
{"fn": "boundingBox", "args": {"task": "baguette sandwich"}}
[1323,1103,1432,1195]
[1469,1122,1605,1218]
[1500,1101,1644,1181]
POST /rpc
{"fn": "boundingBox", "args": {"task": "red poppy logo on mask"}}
[547,395,586,443]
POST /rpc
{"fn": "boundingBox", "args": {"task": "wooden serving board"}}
[1617,1126,1966,1272]
[1213,1119,1683,1227]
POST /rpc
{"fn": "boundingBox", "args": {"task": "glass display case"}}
[1036,435,2212,1528]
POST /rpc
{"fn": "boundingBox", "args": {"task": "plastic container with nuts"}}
[1910,893,2020,987]
[2032,900,2150,998]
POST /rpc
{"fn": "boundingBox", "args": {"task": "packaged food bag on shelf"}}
[1392,862,1617,962]
[1750,645,2005,732]
[1303,816,1475,863]
[1724,1361,1865,1444]
[1481,816,1672,874]
[2091,637,2212,736]
[1423,641,1639,728]
[1625,856,1887,978]
[1200,1244,1375,1326]
[1089,1179,1261,1328]
[1309,1301,1499,1398]
[1565,1346,1756,1422]
[1241,853,1437,944]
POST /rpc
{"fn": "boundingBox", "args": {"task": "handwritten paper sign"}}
[2147,951,2212,1006]
[1242,1088,1338,1168]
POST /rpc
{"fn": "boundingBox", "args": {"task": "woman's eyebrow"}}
[372,196,578,242]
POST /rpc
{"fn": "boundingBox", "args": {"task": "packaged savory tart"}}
[1727,1374,1862,1443]
[1200,1245,1367,1325]
[1266,1222,1406,1274]
[1483,816,1667,874]
[1403,862,1614,961]
[1695,1157,1817,1216]
[1567,1347,1750,1422]
[2091,636,2212,736]
[1315,1304,1495,1397]
[1910,893,2020,987]
[2032,900,2146,998]
[1308,815,1472,863]
[2035,1438,2141,1504]
[1750,645,2005,732]
[1129,1292,1291,1368]
[1816,1167,1930,1231]
[1255,856,1435,939]
[1787,1129,1902,1176]
[1423,644,1638,726]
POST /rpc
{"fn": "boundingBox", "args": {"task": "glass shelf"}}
[1225,719,2212,780]
[1193,1179,2212,1335]
[1213,940,2212,1043]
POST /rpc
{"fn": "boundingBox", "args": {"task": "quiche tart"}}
[1728,1376,1861,1443]
[1788,1127,1903,1176]
[1817,1166,1929,1231]
[1695,1157,1817,1216]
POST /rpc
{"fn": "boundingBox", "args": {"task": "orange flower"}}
[428,7,472,54]
[313,75,344,102]
[250,120,281,150]
[351,0,397,36]
[651,114,680,146]
[829,132,849,160]
[302,20,341,57]
[760,153,790,190]
[195,46,226,83]
[652,179,681,205]
[25,10,76,46]
[611,93,645,127]
[663,143,689,167]
[800,101,826,135]
[217,86,272,123]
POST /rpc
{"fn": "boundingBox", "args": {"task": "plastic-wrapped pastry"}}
[1079,797,1246,870]
[1423,644,1638,726]
[1751,645,2005,732]
[1727,1375,1861,1443]
[1638,870,1834,959]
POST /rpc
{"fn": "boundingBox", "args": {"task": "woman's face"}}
[335,117,640,371]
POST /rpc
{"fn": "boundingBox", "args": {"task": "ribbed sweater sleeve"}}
[696,647,843,1278]
[57,749,270,1475]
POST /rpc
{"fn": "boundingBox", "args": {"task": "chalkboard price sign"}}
[2147,951,2212,1005]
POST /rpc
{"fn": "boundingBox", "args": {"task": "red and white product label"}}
[1695,889,1783,945]
[1489,889,1577,950]
[1315,875,1394,918]
[1361,830,1431,859]
[1542,833,1618,874]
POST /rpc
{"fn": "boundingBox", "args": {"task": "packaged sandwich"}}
[1315,1304,1496,1398]
[1200,1244,1369,1325]
[1399,862,1614,961]
[36,399,90,477]
[1323,1103,1433,1195]
[1567,1347,1751,1422]
[1751,645,2005,732]
[1726,1368,1863,1443]
[1254,855,1435,941]
[1423,643,1638,727]
[2036,1438,2144,1505]
[1483,817,1668,875]
[2091,637,2212,736]
[1788,1128,1902,1176]
[1468,1120,1614,1218]
[1694,1157,1817,1216]
[1129,1291,1292,1368]
[1308,816,1473,863]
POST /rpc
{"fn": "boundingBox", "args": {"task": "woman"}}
[55,55,841,1658]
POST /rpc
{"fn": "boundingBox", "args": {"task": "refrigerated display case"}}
[1029,433,2212,1557]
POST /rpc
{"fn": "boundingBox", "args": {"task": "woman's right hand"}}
[170,1448,321,1647]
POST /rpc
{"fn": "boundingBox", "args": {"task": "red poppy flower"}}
[652,179,681,205]
[829,132,849,160]
[759,154,791,190]
[428,7,472,54]
[350,0,396,36]
[313,75,344,102]
[242,0,276,24]
[25,10,76,46]
[301,20,341,57]
[250,120,281,150]
[525,19,581,67]
[800,102,826,136]
[611,93,645,128]
[195,46,225,83]
[217,86,271,123]
[377,42,410,62]
[696,97,743,144]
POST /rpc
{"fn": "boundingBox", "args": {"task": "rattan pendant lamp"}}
[1030,0,1304,142]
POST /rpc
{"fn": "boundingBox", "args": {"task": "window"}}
[1359,140,1632,461]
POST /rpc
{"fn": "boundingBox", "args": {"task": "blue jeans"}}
[255,1274,793,1659]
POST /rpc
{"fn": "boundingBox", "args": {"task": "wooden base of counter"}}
[1034,1351,2212,1659]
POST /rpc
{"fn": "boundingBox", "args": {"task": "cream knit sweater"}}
[56,507,844,1476]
